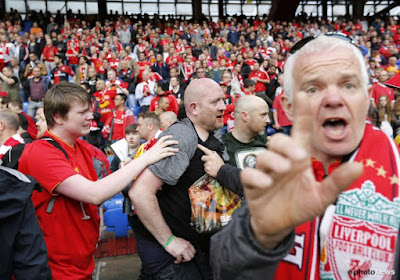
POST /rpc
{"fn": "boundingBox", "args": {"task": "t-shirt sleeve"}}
[18,141,78,195]
[148,123,198,185]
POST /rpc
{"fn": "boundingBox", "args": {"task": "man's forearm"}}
[131,191,173,245]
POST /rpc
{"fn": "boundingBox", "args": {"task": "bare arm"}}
[55,136,177,205]
[273,109,280,130]
[129,168,196,263]
[0,72,16,85]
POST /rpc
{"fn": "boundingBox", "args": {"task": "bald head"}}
[160,111,177,130]
[234,96,270,136]
[184,78,222,114]
[183,78,226,133]
[235,95,268,116]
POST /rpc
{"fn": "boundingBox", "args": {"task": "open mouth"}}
[322,118,348,140]
[216,115,224,121]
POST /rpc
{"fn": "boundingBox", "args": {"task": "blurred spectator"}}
[0,109,25,169]
[135,70,155,113]
[0,66,20,102]
[101,93,136,142]
[149,81,178,115]
[50,54,75,85]
[25,66,51,118]
[160,111,177,130]
[41,38,58,73]
[24,52,48,79]
[8,99,38,140]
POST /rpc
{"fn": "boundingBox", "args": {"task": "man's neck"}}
[146,130,158,141]
[192,122,210,142]
[231,128,255,143]
[172,84,179,91]
[49,127,76,146]
[116,105,125,111]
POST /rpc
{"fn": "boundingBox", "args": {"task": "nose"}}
[87,112,94,120]
[219,100,227,111]
[265,114,271,125]
[322,86,344,108]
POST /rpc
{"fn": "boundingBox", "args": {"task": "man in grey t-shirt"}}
[129,78,226,278]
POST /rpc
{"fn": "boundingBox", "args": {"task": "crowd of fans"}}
[1,10,400,145]
[1,7,400,279]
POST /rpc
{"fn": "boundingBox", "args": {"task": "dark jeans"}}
[132,229,212,280]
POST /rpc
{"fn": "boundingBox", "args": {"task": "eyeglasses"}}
[290,32,357,54]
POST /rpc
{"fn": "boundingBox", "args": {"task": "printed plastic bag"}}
[189,174,242,233]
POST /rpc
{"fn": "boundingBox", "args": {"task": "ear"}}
[189,102,199,117]
[281,94,294,122]
[53,113,64,125]
[241,111,249,122]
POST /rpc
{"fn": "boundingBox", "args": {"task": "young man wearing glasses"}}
[210,35,400,279]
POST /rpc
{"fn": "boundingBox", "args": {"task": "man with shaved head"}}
[198,95,270,197]
[223,95,269,168]
[160,111,177,130]
[129,78,226,279]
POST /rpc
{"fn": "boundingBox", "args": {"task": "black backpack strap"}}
[39,137,69,161]
[39,137,69,214]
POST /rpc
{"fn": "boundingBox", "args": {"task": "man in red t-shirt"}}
[149,81,178,115]
[41,38,58,73]
[51,55,76,85]
[18,83,177,280]
[273,90,293,135]
[101,93,136,142]
[248,62,270,94]
[371,70,395,108]
[93,79,117,124]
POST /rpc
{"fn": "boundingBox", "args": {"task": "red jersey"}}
[166,55,183,68]
[109,59,120,69]
[101,107,136,140]
[272,92,293,127]
[244,59,257,69]
[149,92,178,114]
[248,70,269,93]
[51,65,75,85]
[66,47,79,65]
[18,131,100,280]
[93,89,117,124]
[371,83,395,106]
[22,111,38,139]
[42,46,58,62]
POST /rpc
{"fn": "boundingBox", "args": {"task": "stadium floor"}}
[94,254,141,280]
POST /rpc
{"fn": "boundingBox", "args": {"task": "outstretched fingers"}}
[291,91,313,155]
[318,162,363,212]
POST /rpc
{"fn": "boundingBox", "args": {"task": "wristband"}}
[163,234,175,248]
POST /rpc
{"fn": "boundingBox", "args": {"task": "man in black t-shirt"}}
[128,78,226,279]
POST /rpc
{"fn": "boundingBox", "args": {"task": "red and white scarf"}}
[274,122,400,280]
[0,43,10,63]
[0,134,24,162]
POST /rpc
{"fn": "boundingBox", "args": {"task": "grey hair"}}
[283,35,368,103]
